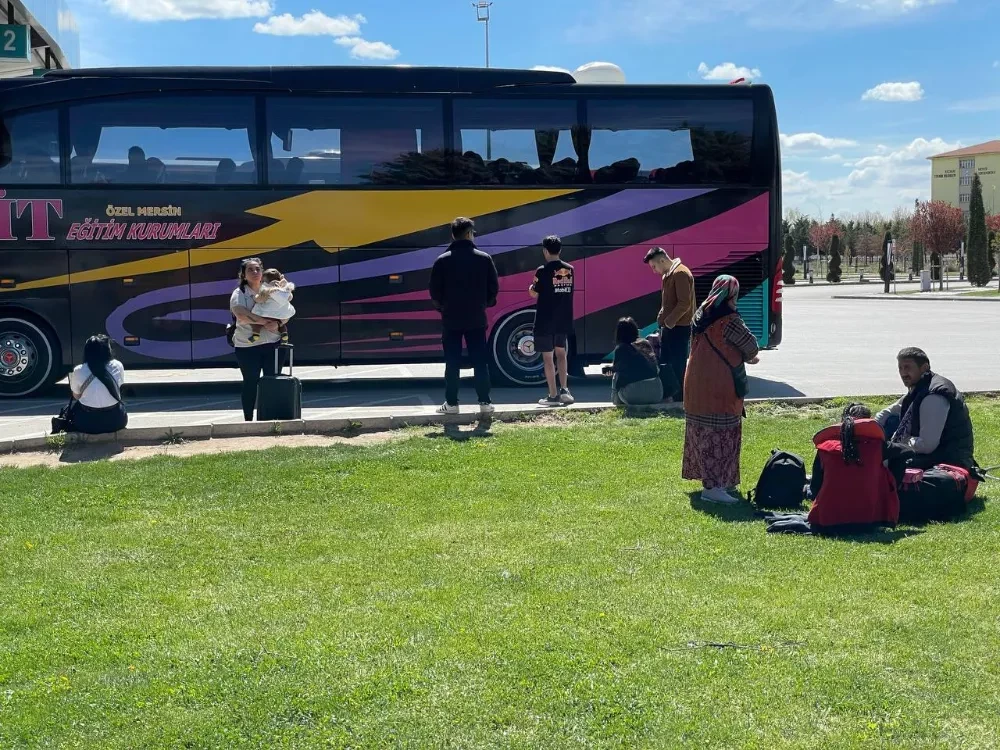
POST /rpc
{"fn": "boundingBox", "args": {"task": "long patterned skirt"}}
[682,414,743,489]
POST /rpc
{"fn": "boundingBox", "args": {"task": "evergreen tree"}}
[827,235,842,283]
[782,234,797,284]
[879,230,894,282]
[911,241,923,273]
[989,231,997,278]
[968,175,991,286]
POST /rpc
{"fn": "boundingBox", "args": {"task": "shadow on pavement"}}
[746,377,806,399]
[58,442,125,464]
[425,421,494,442]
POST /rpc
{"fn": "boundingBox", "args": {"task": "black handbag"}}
[50,374,95,434]
[704,335,749,398]
[226,314,237,347]
[51,395,76,434]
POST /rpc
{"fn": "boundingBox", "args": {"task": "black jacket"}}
[895,373,976,471]
[429,240,500,331]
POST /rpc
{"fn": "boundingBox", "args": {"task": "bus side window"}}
[266,96,446,187]
[586,98,753,185]
[452,98,580,186]
[0,109,61,185]
[68,95,258,185]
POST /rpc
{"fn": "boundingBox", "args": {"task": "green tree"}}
[911,241,923,273]
[990,231,997,277]
[879,230,894,282]
[968,175,991,286]
[782,234,797,284]
[827,235,843,283]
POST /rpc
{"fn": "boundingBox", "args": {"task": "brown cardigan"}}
[658,262,696,328]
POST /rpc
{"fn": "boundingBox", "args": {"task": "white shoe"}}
[479,402,495,415]
[701,487,741,505]
[558,388,575,405]
[436,403,459,415]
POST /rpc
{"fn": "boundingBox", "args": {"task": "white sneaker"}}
[558,388,575,405]
[436,403,459,415]
[701,487,741,505]
[479,402,495,415]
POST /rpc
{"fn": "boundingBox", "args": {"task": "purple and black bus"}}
[0,65,782,397]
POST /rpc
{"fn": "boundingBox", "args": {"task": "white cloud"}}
[253,11,363,36]
[950,96,1000,113]
[532,65,572,74]
[334,37,400,61]
[783,136,960,215]
[781,132,859,150]
[252,10,399,61]
[820,154,845,162]
[568,0,948,42]
[698,61,761,81]
[838,0,952,12]
[104,0,271,21]
[862,81,924,102]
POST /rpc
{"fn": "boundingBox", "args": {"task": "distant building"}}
[928,141,1000,216]
[0,0,79,77]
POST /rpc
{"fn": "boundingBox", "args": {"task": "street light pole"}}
[473,1,493,160]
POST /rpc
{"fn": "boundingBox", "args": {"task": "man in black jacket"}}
[429,217,500,415]
[875,347,976,471]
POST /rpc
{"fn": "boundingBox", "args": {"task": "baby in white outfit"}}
[250,268,296,343]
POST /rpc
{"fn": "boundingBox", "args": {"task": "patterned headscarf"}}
[692,274,741,335]
[699,274,740,313]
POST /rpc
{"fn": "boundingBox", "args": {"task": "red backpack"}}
[808,419,899,528]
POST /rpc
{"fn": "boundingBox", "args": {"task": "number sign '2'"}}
[0,25,30,62]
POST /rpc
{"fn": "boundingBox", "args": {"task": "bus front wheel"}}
[0,317,60,398]
[490,310,546,387]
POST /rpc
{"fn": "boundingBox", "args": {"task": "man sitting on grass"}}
[876,347,976,471]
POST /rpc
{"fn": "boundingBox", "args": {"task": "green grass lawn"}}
[962,289,1000,297]
[2,401,1000,748]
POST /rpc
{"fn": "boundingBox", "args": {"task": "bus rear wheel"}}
[0,317,60,398]
[490,310,546,387]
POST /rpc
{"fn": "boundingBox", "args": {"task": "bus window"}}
[266,97,445,186]
[68,95,257,185]
[586,99,753,185]
[452,99,581,185]
[0,109,60,185]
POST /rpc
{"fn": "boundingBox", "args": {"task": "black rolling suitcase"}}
[256,345,301,421]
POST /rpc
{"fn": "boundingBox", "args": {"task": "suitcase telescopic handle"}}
[275,344,293,376]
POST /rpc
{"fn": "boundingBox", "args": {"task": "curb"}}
[2,394,995,458]
[833,294,999,302]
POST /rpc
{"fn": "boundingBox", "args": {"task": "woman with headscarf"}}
[682,275,760,504]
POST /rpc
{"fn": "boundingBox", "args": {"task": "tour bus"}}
[0,65,782,397]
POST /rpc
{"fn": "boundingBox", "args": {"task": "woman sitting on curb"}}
[609,317,663,407]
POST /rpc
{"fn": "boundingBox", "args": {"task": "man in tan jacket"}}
[644,247,695,401]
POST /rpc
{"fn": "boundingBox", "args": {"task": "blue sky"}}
[68,0,1000,217]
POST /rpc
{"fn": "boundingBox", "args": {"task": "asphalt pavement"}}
[1,282,997,442]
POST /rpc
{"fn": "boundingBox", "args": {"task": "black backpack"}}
[749,450,807,509]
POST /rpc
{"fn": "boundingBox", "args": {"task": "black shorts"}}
[534,332,568,353]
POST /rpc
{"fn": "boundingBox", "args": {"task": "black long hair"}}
[840,402,872,465]
[238,257,263,292]
[83,334,121,401]
[615,316,640,346]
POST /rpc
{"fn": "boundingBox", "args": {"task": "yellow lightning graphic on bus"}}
[2,189,578,293]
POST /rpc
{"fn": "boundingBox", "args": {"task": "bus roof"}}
[0,65,772,112]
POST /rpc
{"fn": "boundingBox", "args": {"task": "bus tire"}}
[489,310,545,387]
[0,316,61,398]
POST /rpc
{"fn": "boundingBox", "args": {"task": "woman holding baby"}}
[230,257,295,421]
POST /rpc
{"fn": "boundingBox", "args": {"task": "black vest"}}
[899,373,975,470]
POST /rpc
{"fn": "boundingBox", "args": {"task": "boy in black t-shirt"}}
[529,235,576,406]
